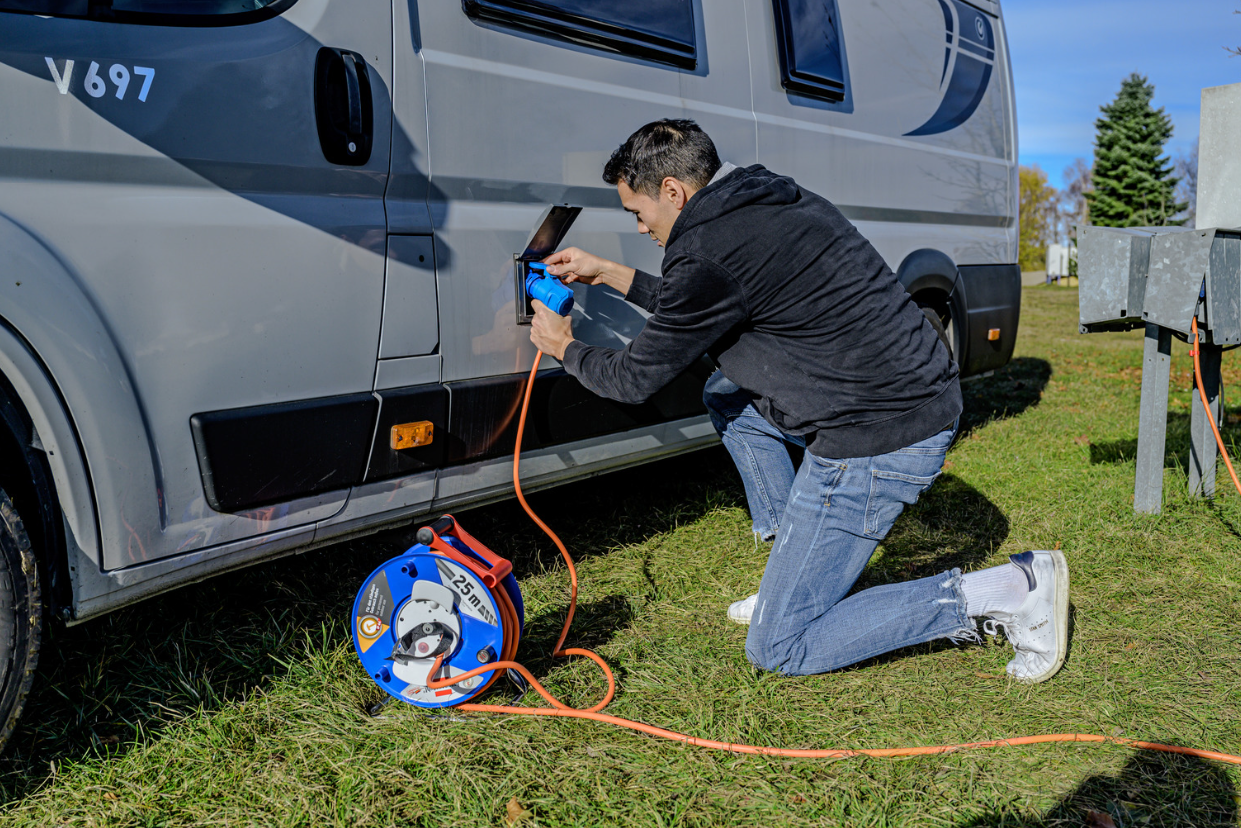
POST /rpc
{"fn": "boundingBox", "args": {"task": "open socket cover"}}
[515,204,582,325]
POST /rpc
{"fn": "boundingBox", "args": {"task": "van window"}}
[464,0,697,70]
[0,0,293,24]
[771,0,848,102]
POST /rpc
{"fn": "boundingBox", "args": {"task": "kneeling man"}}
[529,119,1068,682]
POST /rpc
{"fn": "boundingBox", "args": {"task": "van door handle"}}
[340,52,363,135]
[314,47,373,166]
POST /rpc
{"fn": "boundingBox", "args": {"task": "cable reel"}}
[352,515,524,708]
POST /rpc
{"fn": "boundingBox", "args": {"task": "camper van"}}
[0,0,1018,742]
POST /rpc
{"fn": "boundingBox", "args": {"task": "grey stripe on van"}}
[0,157,1014,229]
[430,177,1013,227]
[837,205,1014,228]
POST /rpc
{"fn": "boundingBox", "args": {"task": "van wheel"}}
[0,490,40,753]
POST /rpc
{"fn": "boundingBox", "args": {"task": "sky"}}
[1004,0,1239,189]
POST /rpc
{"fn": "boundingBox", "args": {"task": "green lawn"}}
[2,285,1239,826]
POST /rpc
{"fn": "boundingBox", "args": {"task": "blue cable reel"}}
[352,516,524,708]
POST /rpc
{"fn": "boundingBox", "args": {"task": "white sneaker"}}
[728,594,758,625]
[983,550,1070,683]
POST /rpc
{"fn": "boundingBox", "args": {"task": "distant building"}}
[1046,244,1071,281]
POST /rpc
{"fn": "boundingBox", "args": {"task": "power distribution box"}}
[1143,229,1241,343]
[1203,231,1241,344]
[1077,225,1154,333]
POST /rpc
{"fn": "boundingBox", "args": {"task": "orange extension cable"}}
[426,351,1241,766]
[1191,317,1241,498]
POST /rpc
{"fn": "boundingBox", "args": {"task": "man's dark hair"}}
[602,119,722,198]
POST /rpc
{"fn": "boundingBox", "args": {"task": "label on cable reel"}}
[352,541,522,708]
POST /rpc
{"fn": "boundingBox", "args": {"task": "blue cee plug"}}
[526,262,575,317]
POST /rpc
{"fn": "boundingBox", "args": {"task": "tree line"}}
[1018,73,1198,273]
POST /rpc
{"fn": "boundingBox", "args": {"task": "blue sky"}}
[1005,0,1239,188]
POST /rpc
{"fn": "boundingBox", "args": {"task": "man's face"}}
[618,180,683,248]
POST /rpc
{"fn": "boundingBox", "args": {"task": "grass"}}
[1,285,1239,826]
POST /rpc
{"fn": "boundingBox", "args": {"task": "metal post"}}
[1189,339,1223,498]
[1134,323,1173,513]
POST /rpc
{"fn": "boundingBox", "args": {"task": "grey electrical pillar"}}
[1133,324,1172,513]
[1189,342,1223,498]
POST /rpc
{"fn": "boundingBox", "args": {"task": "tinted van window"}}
[464,0,697,69]
[772,0,848,101]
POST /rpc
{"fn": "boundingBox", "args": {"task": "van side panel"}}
[744,0,1014,274]
[395,2,755,507]
[413,0,756,387]
[0,6,394,568]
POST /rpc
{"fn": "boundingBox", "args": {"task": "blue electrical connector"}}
[525,262,575,317]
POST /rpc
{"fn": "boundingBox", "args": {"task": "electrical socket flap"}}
[515,204,582,325]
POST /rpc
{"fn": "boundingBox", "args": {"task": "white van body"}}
[0,0,1018,630]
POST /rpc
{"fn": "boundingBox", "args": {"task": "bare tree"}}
[1174,140,1199,228]
[1059,158,1092,240]
[1230,9,1240,55]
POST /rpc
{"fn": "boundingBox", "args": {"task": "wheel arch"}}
[0,211,162,594]
[896,248,969,369]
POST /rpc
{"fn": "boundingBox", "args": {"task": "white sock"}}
[961,563,1029,618]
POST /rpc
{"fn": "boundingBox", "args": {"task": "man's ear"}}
[662,176,692,210]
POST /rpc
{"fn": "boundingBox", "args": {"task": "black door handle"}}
[314,47,373,166]
[340,51,363,135]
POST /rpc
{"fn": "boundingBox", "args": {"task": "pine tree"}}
[1086,74,1186,227]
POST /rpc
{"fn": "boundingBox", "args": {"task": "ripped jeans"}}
[704,371,971,675]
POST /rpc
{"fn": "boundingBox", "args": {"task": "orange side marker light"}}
[391,421,434,450]
[987,328,1001,341]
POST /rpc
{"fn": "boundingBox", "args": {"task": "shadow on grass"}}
[839,473,1012,672]
[0,447,742,801]
[855,473,1010,589]
[959,357,1053,438]
[955,750,1238,827]
[1089,411,1204,471]
[518,594,636,662]
[446,447,744,582]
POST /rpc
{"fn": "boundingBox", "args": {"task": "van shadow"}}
[958,357,1053,438]
[954,750,1238,827]
[443,446,745,582]
[0,446,742,800]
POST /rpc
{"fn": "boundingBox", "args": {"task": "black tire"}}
[921,304,954,362]
[0,489,40,752]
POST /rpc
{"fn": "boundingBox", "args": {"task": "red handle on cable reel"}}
[416,515,512,587]
[418,350,1241,766]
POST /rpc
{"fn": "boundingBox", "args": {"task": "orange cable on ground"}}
[427,351,1241,766]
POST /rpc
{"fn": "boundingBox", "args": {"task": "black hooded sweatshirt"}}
[561,164,962,459]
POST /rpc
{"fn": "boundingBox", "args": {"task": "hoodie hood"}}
[666,164,802,250]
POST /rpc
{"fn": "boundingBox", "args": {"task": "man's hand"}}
[544,247,636,295]
[529,299,574,360]
[543,247,608,285]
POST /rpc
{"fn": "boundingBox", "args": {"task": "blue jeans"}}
[704,371,972,675]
